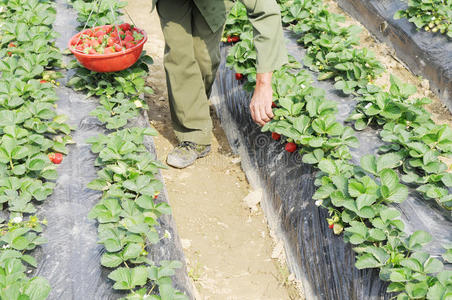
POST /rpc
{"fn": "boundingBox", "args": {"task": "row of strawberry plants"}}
[278,0,452,211]
[223,2,451,299]
[0,0,74,298]
[267,61,452,300]
[66,1,187,299]
[394,0,452,38]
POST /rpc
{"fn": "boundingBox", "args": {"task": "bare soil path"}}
[124,2,299,299]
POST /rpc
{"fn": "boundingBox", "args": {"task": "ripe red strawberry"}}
[271,102,277,108]
[285,142,297,153]
[84,29,94,37]
[271,132,281,141]
[103,25,113,34]
[235,73,243,80]
[114,44,123,52]
[107,37,115,46]
[75,45,84,52]
[123,35,134,43]
[227,36,232,43]
[88,48,97,54]
[7,42,16,56]
[95,30,106,39]
[104,47,115,54]
[48,153,63,164]
[119,23,131,31]
[230,36,240,42]
[125,42,135,49]
[40,80,47,84]
[328,223,334,229]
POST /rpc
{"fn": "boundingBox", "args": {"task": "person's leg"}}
[157,0,212,145]
[191,5,225,97]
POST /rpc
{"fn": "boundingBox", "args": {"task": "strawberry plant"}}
[394,0,452,37]
[89,94,148,129]
[67,55,153,97]
[0,216,51,299]
[223,2,251,41]
[67,0,187,298]
[86,128,186,299]
[0,0,74,297]
[226,31,257,91]
[70,0,126,29]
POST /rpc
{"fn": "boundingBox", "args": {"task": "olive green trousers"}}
[157,0,224,145]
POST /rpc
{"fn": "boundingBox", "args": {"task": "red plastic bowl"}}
[68,25,148,73]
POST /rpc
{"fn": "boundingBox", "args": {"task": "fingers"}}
[250,103,256,123]
[260,105,270,123]
[252,104,265,126]
[265,102,274,119]
[250,102,270,126]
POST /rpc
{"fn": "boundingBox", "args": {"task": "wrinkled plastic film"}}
[210,30,451,300]
[335,0,452,111]
[31,1,194,299]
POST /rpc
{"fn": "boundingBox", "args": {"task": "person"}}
[154,0,288,168]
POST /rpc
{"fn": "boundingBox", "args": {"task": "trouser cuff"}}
[174,129,212,145]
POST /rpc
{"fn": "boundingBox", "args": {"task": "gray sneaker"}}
[166,141,211,168]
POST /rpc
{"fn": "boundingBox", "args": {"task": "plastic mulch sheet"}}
[210,30,452,300]
[335,0,452,111]
[28,1,194,299]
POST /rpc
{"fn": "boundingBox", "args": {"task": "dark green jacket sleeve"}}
[241,0,288,73]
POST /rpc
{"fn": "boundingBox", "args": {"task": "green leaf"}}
[87,179,108,191]
[21,254,37,267]
[368,228,386,241]
[101,252,123,268]
[377,153,402,172]
[143,86,153,95]
[405,281,428,299]
[302,149,324,164]
[401,258,423,272]
[408,231,432,250]
[360,155,377,175]
[380,207,400,223]
[380,169,399,190]
[424,257,443,274]
[443,249,452,263]
[25,277,51,300]
[318,159,336,174]
[123,243,143,260]
[131,266,149,287]
[427,282,446,300]
[355,253,380,269]
[26,157,46,171]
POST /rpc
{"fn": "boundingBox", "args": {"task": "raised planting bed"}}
[334,0,452,112]
[211,30,452,299]
[27,0,195,298]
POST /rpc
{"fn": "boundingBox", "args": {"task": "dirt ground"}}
[124,2,301,300]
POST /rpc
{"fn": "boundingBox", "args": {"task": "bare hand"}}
[249,72,274,126]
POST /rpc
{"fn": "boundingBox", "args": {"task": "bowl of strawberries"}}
[68,23,147,73]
